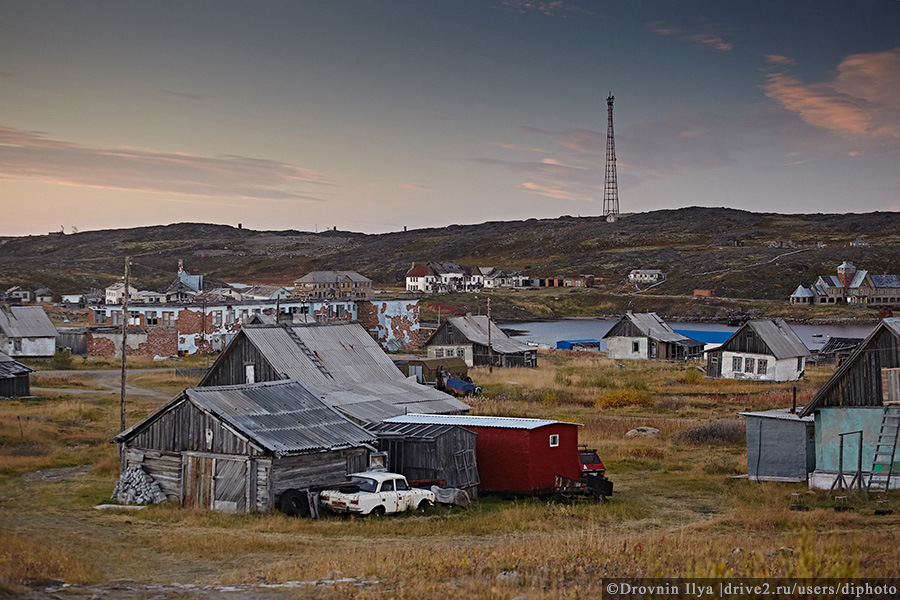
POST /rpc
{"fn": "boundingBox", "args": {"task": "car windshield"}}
[350,477,378,493]
[579,452,601,464]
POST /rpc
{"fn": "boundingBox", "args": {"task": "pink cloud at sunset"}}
[0,127,330,202]
[763,47,900,141]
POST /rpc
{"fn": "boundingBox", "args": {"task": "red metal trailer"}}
[383,414,582,495]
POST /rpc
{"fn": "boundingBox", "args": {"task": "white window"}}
[456,348,465,358]
[757,359,768,374]
[732,356,743,372]
[549,434,560,447]
[744,357,755,373]
[245,364,256,384]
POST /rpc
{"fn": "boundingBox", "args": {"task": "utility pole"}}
[120,256,131,434]
[487,297,493,374]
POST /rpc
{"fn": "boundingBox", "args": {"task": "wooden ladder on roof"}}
[280,324,334,380]
[866,405,900,493]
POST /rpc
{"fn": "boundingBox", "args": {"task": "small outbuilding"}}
[556,339,601,351]
[114,380,375,513]
[739,408,815,481]
[366,421,479,496]
[0,352,33,398]
[604,313,704,361]
[706,319,809,382]
[0,306,58,358]
[383,414,581,495]
[425,315,537,368]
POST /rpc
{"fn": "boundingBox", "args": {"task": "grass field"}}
[1,352,898,598]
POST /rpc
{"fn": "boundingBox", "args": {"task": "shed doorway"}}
[183,454,248,513]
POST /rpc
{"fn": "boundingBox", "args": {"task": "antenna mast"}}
[603,93,619,219]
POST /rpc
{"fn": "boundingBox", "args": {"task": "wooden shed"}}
[604,313,704,361]
[383,414,582,495]
[366,421,479,496]
[706,319,809,382]
[424,315,537,368]
[739,408,815,481]
[113,380,375,513]
[0,351,33,398]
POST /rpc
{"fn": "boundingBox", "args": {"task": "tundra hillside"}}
[1,352,899,598]
[4,208,900,313]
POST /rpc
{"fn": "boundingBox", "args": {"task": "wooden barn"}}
[366,421,479,496]
[424,315,537,368]
[800,318,900,490]
[383,414,582,495]
[0,351,33,398]
[604,313,704,361]
[113,380,375,514]
[199,322,470,424]
[706,319,809,382]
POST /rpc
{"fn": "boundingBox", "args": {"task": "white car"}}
[320,472,435,516]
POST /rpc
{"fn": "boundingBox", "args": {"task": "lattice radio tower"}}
[603,93,619,219]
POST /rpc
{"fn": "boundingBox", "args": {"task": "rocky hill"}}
[3,207,900,301]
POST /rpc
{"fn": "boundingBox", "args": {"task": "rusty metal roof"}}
[0,306,58,339]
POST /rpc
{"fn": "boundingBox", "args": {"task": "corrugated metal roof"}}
[747,319,809,359]
[181,380,375,454]
[738,407,813,422]
[607,313,698,345]
[367,421,466,439]
[0,351,33,378]
[0,307,58,339]
[385,413,581,430]
[238,323,470,419]
[445,315,534,354]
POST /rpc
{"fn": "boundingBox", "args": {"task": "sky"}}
[1,1,899,237]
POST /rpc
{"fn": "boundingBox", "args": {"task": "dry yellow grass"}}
[1,351,898,598]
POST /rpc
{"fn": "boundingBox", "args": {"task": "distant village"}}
[2,251,899,517]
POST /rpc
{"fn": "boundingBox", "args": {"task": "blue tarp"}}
[673,329,733,345]
[556,339,602,350]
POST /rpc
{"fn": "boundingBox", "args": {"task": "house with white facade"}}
[0,306,58,358]
[706,319,809,382]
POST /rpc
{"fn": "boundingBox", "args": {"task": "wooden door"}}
[183,455,213,509]
[213,457,247,513]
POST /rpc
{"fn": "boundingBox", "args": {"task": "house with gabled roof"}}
[199,322,470,424]
[604,312,704,361]
[790,261,900,306]
[114,379,376,513]
[798,318,900,490]
[425,315,537,368]
[706,319,809,382]
[0,306,57,358]
[294,271,372,298]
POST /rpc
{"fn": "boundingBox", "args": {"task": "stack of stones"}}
[112,465,167,504]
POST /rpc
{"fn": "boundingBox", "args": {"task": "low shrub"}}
[679,369,705,385]
[675,419,745,445]
[47,348,75,370]
[595,389,654,409]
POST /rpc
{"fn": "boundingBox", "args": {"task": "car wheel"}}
[279,489,310,517]
[369,505,385,517]
[417,500,431,513]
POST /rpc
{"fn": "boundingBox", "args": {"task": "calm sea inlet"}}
[501,319,877,353]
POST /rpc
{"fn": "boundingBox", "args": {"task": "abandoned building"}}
[114,379,375,513]
[603,313,704,361]
[800,317,900,490]
[0,351,33,398]
[199,322,470,423]
[425,315,537,368]
[706,319,809,382]
[392,355,468,385]
[790,261,900,306]
[366,420,480,496]
[294,271,373,298]
[0,306,57,358]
